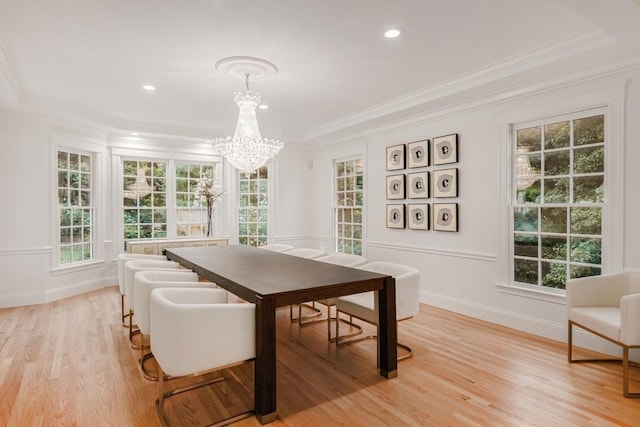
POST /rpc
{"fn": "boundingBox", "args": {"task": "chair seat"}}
[570,307,621,342]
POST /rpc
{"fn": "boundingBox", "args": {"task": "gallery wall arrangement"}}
[385,133,459,232]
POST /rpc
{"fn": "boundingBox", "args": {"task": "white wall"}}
[308,69,640,358]
[0,114,111,306]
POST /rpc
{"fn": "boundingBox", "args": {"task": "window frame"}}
[111,143,223,253]
[510,109,606,292]
[496,82,624,302]
[237,165,270,247]
[56,148,95,266]
[333,156,365,256]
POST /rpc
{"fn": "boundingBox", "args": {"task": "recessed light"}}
[384,28,403,39]
[259,104,269,110]
[142,85,156,91]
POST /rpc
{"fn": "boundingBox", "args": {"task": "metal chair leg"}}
[156,364,255,426]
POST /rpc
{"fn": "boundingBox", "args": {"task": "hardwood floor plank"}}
[0,286,638,426]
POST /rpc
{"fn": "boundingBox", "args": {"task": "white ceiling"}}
[1,0,639,145]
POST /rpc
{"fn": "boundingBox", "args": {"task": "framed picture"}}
[432,168,458,198]
[386,204,405,229]
[407,171,429,199]
[407,203,429,230]
[433,203,458,232]
[386,144,405,171]
[386,174,405,200]
[432,133,458,165]
[407,139,429,168]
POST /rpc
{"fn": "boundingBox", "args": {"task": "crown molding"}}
[302,28,615,143]
[307,48,640,149]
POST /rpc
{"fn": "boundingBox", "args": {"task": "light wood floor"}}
[1,286,639,426]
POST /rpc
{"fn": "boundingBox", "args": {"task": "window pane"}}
[574,146,604,174]
[514,207,538,232]
[544,121,570,149]
[570,237,601,264]
[514,258,538,285]
[541,207,567,233]
[541,235,566,260]
[573,176,604,203]
[541,261,566,289]
[517,127,541,152]
[238,166,268,247]
[574,115,604,146]
[544,150,570,176]
[543,177,569,203]
[570,265,601,279]
[570,207,601,235]
[514,233,537,257]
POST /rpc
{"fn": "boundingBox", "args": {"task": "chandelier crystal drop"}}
[212,58,284,174]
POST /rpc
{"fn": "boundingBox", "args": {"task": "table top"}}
[165,245,390,306]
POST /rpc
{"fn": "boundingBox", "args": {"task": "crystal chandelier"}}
[123,167,152,199]
[212,57,284,174]
[516,148,540,191]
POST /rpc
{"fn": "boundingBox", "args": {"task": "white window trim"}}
[496,79,625,299]
[110,146,223,253]
[332,154,366,256]
[51,129,105,271]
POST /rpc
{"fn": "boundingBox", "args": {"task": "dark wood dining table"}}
[164,244,397,424]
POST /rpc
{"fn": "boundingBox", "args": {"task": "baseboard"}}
[421,290,629,359]
[0,276,117,308]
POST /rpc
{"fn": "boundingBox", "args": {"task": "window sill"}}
[51,260,105,275]
[496,282,566,305]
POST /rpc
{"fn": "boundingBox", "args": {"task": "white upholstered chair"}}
[309,253,368,340]
[336,261,420,361]
[133,270,217,380]
[150,287,256,425]
[285,248,325,259]
[259,243,293,252]
[284,248,326,323]
[123,259,181,346]
[116,253,166,325]
[566,271,640,397]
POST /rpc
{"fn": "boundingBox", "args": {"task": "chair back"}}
[317,253,367,267]
[259,244,294,252]
[116,253,166,294]
[123,259,180,310]
[133,270,203,336]
[151,287,256,377]
[286,248,325,259]
[357,261,420,320]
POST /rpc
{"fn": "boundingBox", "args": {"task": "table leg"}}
[254,296,278,424]
[378,276,398,378]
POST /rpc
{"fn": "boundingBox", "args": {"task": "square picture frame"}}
[407,171,429,199]
[407,203,429,230]
[386,144,405,171]
[432,168,458,198]
[433,203,458,232]
[407,139,429,168]
[432,133,458,165]
[386,174,405,200]
[386,204,405,229]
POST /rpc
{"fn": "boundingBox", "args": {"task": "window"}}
[512,110,604,290]
[122,160,167,240]
[238,165,269,247]
[334,158,364,255]
[175,162,216,237]
[58,150,94,264]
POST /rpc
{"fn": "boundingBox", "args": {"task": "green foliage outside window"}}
[513,113,604,290]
